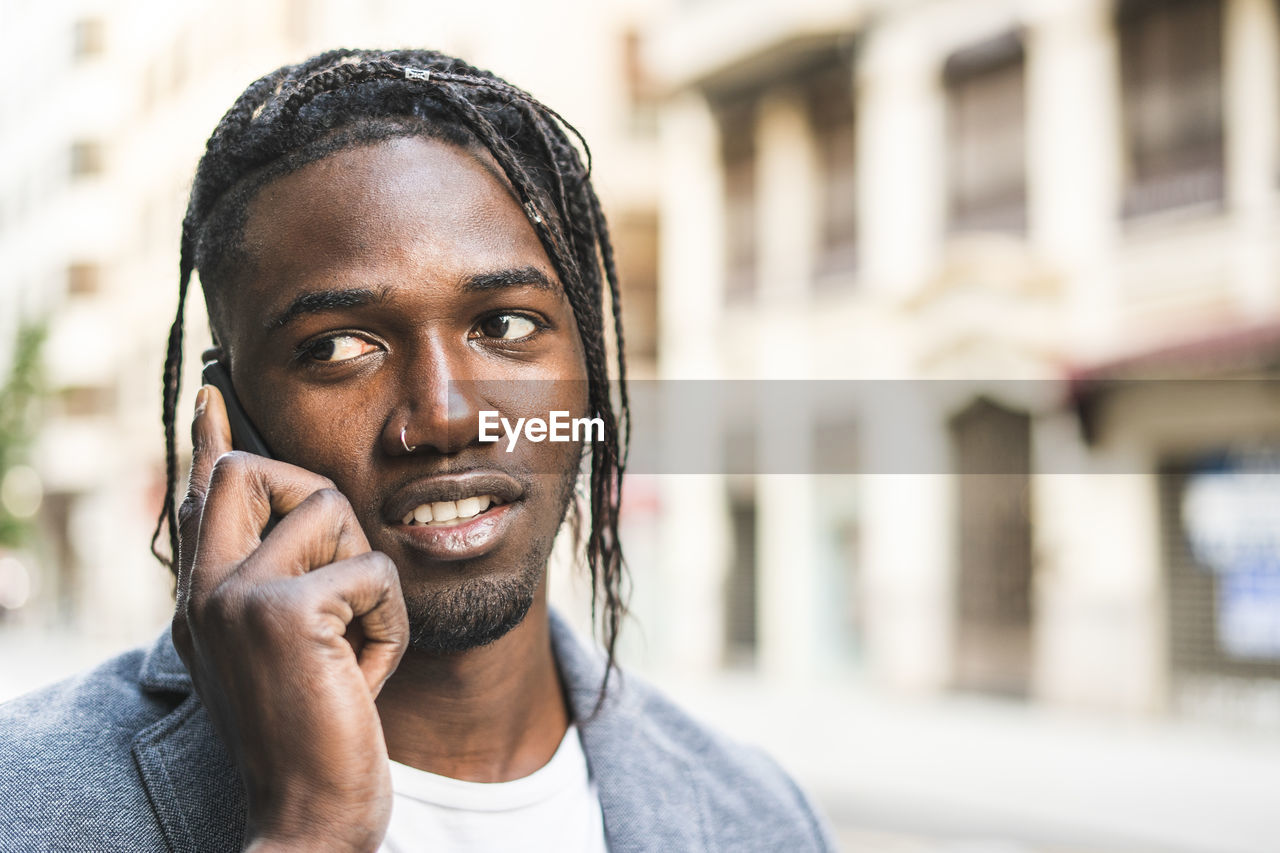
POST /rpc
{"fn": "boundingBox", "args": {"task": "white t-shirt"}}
[378,725,608,853]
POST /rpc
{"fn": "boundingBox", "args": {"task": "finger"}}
[190,452,340,600]
[237,487,372,584]
[290,551,408,695]
[177,385,234,594]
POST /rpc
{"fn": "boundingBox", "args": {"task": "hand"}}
[173,385,409,852]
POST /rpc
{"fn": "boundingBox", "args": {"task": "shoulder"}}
[0,644,175,850]
[550,613,835,851]
[0,644,163,729]
[615,671,837,851]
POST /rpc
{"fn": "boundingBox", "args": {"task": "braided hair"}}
[151,48,630,686]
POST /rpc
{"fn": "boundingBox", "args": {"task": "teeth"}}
[402,495,499,526]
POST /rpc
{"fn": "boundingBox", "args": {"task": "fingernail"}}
[194,385,209,417]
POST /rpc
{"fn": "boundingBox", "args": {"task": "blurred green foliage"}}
[0,321,47,547]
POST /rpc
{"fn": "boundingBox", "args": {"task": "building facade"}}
[642,0,1280,727]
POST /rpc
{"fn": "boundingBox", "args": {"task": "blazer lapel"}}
[550,613,711,853]
[131,627,246,853]
[128,617,698,853]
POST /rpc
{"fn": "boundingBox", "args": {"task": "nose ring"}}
[400,425,417,453]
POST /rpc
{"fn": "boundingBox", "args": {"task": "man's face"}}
[215,135,589,652]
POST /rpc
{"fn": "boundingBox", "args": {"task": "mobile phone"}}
[201,360,274,459]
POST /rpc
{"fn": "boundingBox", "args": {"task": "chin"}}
[401,566,543,654]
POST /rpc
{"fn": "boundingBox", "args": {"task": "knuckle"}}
[366,551,398,579]
[315,486,348,505]
[208,450,249,486]
[311,487,353,517]
[291,584,328,619]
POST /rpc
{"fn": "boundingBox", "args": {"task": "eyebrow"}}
[262,266,556,331]
[461,266,555,293]
[263,286,389,330]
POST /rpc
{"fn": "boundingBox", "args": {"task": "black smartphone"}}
[201,360,274,459]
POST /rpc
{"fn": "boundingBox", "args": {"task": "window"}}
[285,0,315,45]
[950,397,1033,697]
[59,384,115,418]
[66,263,100,296]
[72,18,104,61]
[805,63,858,276]
[1118,0,1225,217]
[69,140,103,179]
[622,29,660,139]
[814,419,862,668]
[613,212,660,366]
[945,32,1028,233]
[715,98,758,301]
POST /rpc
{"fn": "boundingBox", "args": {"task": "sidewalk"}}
[6,630,1276,852]
[649,672,1280,853]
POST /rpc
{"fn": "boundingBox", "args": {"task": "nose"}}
[387,336,483,456]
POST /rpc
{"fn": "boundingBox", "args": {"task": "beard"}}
[400,463,581,654]
[401,559,545,653]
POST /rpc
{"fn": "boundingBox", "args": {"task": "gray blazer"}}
[0,612,836,852]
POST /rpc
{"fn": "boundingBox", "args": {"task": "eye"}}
[303,334,379,363]
[474,313,539,341]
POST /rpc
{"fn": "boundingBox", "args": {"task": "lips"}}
[382,470,524,562]
[389,501,516,562]
[383,470,523,526]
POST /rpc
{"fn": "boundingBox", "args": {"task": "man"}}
[0,49,836,851]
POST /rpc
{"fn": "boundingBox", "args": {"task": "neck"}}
[375,589,569,783]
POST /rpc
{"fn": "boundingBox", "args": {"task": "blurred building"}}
[643,0,1280,722]
[0,0,663,645]
[634,3,1280,846]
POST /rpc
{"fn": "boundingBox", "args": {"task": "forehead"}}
[234,135,550,307]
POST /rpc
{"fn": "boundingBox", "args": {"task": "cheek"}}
[542,328,591,416]
[258,391,385,479]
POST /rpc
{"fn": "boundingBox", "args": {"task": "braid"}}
[153,48,631,694]
[149,238,194,567]
[582,180,631,690]
[585,182,631,456]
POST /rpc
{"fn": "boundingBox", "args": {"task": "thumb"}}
[177,385,234,588]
